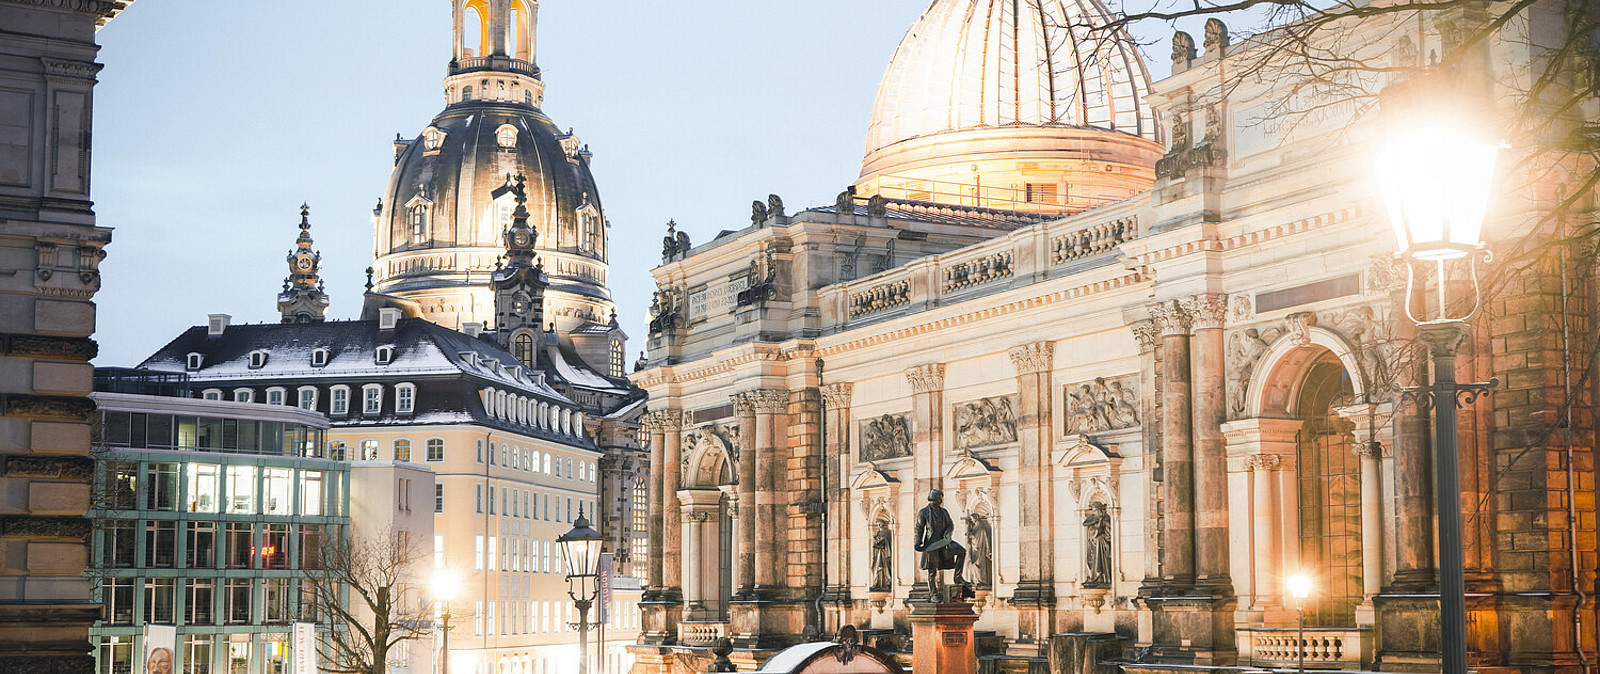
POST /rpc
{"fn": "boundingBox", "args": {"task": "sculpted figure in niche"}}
[965,512,994,590]
[1083,501,1114,588]
[869,519,894,592]
[914,489,970,600]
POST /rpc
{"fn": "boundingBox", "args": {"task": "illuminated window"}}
[394,439,411,462]
[1026,182,1059,204]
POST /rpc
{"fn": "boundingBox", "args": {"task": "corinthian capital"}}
[731,392,758,416]
[1128,319,1160,352]
[1148,299,1192,336]
[821,382,854,408]
[751,389,789,414]
[905,363,946,394]
[1008,342,1055,376]
[644,409,683,431]
[1185,294,1229,330]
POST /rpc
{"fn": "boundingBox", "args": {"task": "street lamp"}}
[1377,119,1501,674]
[1288,574,1312,674]
[432,570,459,674]
[559,508,604,674]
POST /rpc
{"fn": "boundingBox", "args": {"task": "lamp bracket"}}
[1399,377,1499,411]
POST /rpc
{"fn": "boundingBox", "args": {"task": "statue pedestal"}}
[910,601,979,674]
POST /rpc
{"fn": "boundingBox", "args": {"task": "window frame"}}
[297,386,318,411]
[361,384,383,416]
[265,387,287,406]
[396,382,416,415]
[329,385,350,416]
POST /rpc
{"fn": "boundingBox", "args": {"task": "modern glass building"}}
[90,371,349,674]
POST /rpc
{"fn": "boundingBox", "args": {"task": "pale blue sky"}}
[90,1,1175,366]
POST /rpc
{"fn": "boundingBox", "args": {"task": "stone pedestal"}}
[910,602,980,674]
[1147,595,1238,665]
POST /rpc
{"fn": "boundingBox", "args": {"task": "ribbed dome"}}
[864,0,1159,154]
[372,99,614,333]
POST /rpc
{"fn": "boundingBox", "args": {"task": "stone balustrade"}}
[1052,215,1138,265]
[677,620,729,646]
[850,279,911,317]
[1238,626,1372,669]
[943,250,1014,291]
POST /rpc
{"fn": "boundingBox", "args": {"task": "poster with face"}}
[143,624,175,674]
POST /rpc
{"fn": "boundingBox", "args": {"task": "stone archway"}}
[679,432,737,622]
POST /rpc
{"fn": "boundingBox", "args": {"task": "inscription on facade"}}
[688,277,750,320]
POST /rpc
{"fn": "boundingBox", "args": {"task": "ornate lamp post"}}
[559,508,605,674]
[432,571,459,674]
[1288,574,1312,674]
[1376,120,1501,674]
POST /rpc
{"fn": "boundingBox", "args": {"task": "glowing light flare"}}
[1376,122,1501,261]
[1288,573,1313,599]
[433,570,461,603]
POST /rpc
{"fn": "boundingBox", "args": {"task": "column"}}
[678,490,725,620]
[1008,342,1056,644]
[1247,454,1281,611]
[644,413,669,594]
[1187,294,1233,594]
[1336,402,1393,626]
[1390,317,1436,591]
[820,383,855,610]
[1150,300,1195,587]
[660,410,685,595]
[750,390,789,594]
[730,394,758,597]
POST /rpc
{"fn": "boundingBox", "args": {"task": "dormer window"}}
[422,126,447,151]
[609,339,624,377]
[297,386,318,411]
[201,389,222,401]
[410,207,429,244]
[266,387,286,406]
[363,384,383,415]
[232,389,253,403]
[186,353,204,371]
[375,345,395,365]
[495,124,518,150]
[248,350,269,369]
[330,385,350,416]
[396,383,416,415]
[311,349,330,367]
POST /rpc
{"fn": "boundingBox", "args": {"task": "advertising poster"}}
[293,622,317,674]
[143,624,175,674]
[597,552,614,624]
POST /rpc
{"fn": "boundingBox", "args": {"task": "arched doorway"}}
[1294,352,1362,626]
[680,433,736,622]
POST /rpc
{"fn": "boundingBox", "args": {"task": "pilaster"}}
[1007,342,1056,645]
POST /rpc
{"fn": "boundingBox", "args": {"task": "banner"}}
[293,622,317,674]
[597,552,614,624]
[143,624,175,674]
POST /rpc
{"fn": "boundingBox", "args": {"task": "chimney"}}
[378,308,401,331]
[463,322,483,338]
[207,314,231,336]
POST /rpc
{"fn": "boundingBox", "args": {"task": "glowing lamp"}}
[1288,574,1313,599]
[432,570,459,603]
[558,509,604,599]
[1376,123,1500,261]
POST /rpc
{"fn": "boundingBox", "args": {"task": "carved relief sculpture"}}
[1065,375,1140,434]
[965,512,994,589]
[1083,501,1114,588]
[954,396,1018,449]
[860,414,913,462]
[869,519,894,592]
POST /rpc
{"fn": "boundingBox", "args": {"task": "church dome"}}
[371,1,613,334]
[856,0,1164,215]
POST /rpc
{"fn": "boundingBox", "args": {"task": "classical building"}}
[630,0,1598,672]
[88,369,350,674]
[0,1,133,670]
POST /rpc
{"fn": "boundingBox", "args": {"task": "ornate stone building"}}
[0,1,133,671]
[630,0,1599,672]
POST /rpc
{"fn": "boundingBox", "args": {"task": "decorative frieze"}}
[40,57,102,80]
[953,396,1018,449]
[0,515,92,540]
[642,409,683,432]
[1245,453,1283,471]
[1007,342,1054,376]
[2,334,98,361]
[0,455,92,479]
[860,414,912,462]
[905,363,946,394]
[1064,376,1140,434]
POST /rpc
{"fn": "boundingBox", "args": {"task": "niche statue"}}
[965,512,993,590]
[1083,501,1113,588]
[869,519,894,592]
[913,489,970,601]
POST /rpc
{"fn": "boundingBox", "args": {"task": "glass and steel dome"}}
[856,0,1163,214]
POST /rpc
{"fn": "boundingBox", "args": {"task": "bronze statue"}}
[913,489,969,600]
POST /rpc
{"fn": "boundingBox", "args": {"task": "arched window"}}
[360,439,380,461]
[462,1,488,57]
[514,334,534,368]
[609,339,624,377]
[1296,353,1361,626]
[426,438,445,462]
[524,91,533,106]
[462,85,474,101]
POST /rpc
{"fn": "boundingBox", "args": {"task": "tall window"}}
[1297,354,1362,626]
[144,521,176,568]
[144,578,175,624]
[396,383,416,414]
[410,207,429,244]
[361,440,379,461]
[363,385,383,414]
[225,578,252,624]
[610,340,624,377]
[105,579,135,624]
[187,579,214,625]
[435,484,445,513]
[515,334,534,368]
[187,522,216,568]
[330,386,349,416]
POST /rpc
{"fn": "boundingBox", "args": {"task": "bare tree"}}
[304,529,431,674]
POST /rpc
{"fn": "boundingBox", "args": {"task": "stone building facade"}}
[0,1,133,671]
[630,0,1599,672]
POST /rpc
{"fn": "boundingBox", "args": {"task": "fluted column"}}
[751,389,789,593]
[660,410,686,593]
[1150,299,1195,588]
[1009,342,1056,642]
[731,394,758,597]
[1187,294,1232,595]
[1130,319,1163,597]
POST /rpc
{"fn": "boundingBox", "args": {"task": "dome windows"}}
[495,124,519,150]
[462,85,474,102]
[410,207,429,244]
[422,127,447,154]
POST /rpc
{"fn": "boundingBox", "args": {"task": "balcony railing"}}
[677,620,728,646]
[450,56,539,77]
[1238,626,1373,669]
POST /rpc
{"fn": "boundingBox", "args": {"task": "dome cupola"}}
[371,0,612,335]
[856,0,1164,214]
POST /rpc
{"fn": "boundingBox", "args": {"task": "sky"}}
[89,0,1177,367]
